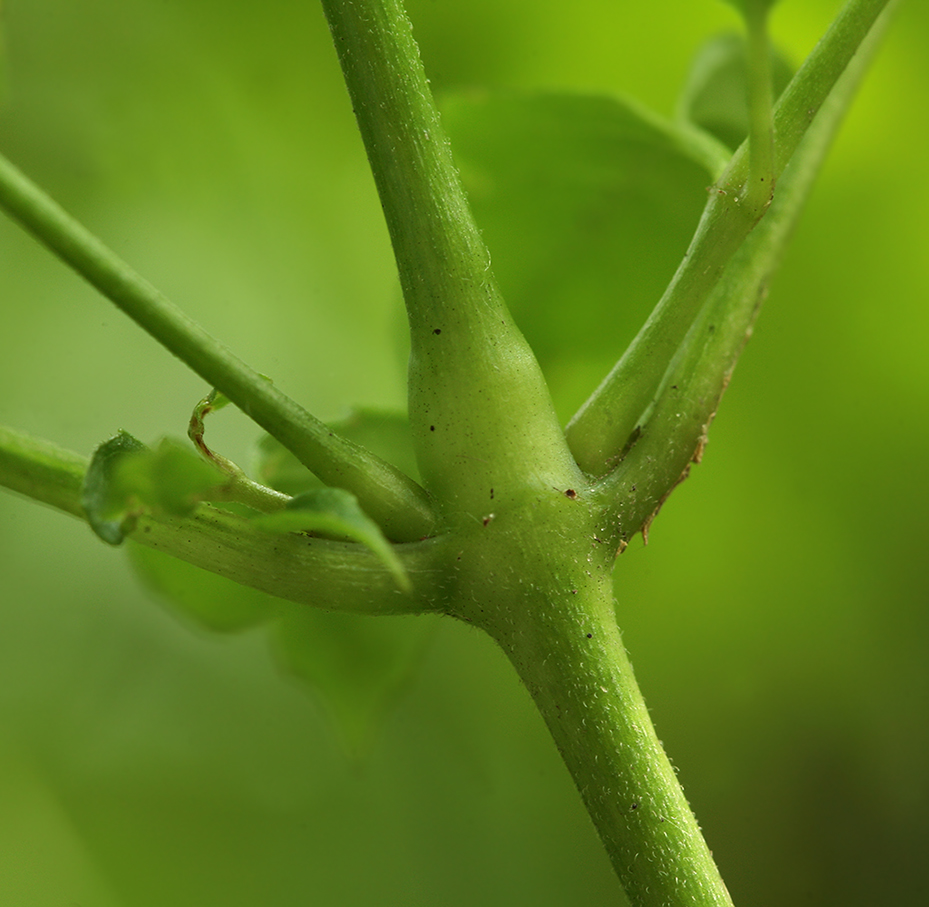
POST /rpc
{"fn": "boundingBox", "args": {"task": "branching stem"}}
[0,154,435,541]
[0,424,444,613]
[566,0,891,477]
[320,0,579,516]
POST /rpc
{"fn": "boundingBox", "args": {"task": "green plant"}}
[0,0,918,904]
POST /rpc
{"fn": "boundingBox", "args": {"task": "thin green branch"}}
[320,0,581,516]
[768,0,891,175]
[744,3,776,211]
[0,154,435,541]
[0,425,87,517]
[596,0,896,537]
[0,424,444,613]
[565,0,891,477]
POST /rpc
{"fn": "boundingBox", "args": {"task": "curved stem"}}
[0,154,435,541]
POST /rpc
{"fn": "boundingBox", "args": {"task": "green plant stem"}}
[496,598,733,907]
[320,0,580,517]
[0,154,435,541]
[768,0,891,174]
[0,425,87,518]
[207,471,291,515]
[0,424,443,613]
[565,175,754,476]
[594,0,896,538]
[449,493,733,907]
[565,0,891,476]
[744,4,775,211]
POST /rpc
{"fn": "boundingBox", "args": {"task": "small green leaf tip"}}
[254,488,412,593]
[82,432,230,545]
[125,438,229,516]
[82,430,147,545]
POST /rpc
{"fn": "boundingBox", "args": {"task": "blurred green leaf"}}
[274,606,440,758]
[255,408,420,496]
[120,437,228,516]
[81,430,147,544]
[678,33,794,150]
[718,0,780,19]
[440,91,722,417]
[127,541,436,754]
[82,433,229,545]
[254,487,411,592]
[128,542,280,632]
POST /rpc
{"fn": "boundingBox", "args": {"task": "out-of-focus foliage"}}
[441,90,723,419]
[720,0,783,22]
[83,432,228,543]
[1,1,927,905]
[677,32,795,150]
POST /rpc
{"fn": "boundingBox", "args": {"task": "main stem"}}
[320,0,578,517]
[320,0,733,902]
[494,597,733,906]
[450,493,734,906]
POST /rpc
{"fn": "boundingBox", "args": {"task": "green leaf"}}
[440,91,725,418]
[255,408,420,497]
[126,544,437,755]
[254,487,411,592]
[274,607,440,758]
[82,433,230,546]
[81,430,147,545]
[128,542,280,632]
[118,437,229,516]
[678,33,794,150]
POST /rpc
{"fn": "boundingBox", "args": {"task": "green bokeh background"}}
[1,1,927,904]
